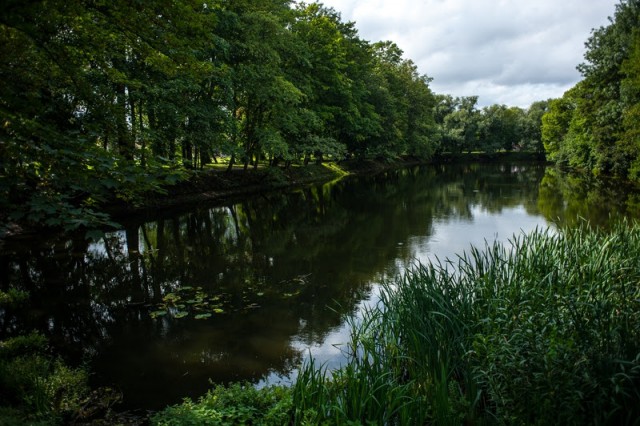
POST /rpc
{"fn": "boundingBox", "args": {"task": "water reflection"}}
[0,162,637,410]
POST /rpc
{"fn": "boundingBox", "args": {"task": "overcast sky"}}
[314,0,619,107]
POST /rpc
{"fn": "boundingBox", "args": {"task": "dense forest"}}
[542,0,640,179]
[1,0,548,235]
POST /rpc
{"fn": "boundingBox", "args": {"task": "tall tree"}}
[542,0,640,178]
[521,100,549,153]
[369,41,436,159]
[0,0,215,230]
[478,105,519,153]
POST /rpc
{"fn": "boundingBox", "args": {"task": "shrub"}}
[153,383,292,426]
[0,333,89,425]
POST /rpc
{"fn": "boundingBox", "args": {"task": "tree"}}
[542,0,640,178]
[367,41,436,159]
[521,100,549,153]
[0,0,216,231]
[478,105,523,153]
[436,96,480,153]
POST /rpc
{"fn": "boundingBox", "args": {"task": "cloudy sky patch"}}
[314,0,618,107]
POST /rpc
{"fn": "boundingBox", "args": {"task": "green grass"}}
[153,221,640,425]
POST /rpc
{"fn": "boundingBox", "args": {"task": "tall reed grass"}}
[292,222,640,425]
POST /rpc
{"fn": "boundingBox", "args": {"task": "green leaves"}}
[542,0,640,179]
[149,286,231,321]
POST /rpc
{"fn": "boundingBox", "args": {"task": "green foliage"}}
[0,333,89,425]
[292,313,430,425]
[542,0,640,180]
[457,225,640,424]
[520,100,549,152]
[2,0,561,238]
[288,222,640,424]
[0,288,29,307]
[542,95,576,162]
[152,383,292,426]
[434,95,481,153]
[478,104,524,153]
[366,41,436,159]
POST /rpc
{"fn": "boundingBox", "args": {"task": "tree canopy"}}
[0,0,547,234]
[542,0,640,180]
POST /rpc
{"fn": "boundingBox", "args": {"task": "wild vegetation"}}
[153,222,640,425]
[0,291,90,425]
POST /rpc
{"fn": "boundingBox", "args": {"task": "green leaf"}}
[85,229,105,241]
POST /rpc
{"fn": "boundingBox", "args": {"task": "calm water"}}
[1,162,638,411]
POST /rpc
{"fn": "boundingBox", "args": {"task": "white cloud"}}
[315,0,618,107]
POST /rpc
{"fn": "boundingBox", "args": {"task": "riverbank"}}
[109,152,546,219]
[0,153,546,242]
[103,159,405,223]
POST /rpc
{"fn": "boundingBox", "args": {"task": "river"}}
[1,162,638,411]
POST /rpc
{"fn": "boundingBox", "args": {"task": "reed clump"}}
[293,222,640,425]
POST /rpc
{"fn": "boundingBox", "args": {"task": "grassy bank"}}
[154,222,640,425]
[106,162,347,218]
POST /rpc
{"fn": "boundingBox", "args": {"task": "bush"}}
[153,383,292,426]
[0,333,89,425]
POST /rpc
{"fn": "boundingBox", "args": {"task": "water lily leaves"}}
[149,283,277,320]
[150,286,231,320]
[163,293,181,303]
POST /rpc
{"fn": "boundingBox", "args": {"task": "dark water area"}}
[1,162,639,411]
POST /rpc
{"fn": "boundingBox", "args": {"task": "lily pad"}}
[195,313,212,320]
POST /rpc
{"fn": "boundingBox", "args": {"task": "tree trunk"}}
[116,83,134,160]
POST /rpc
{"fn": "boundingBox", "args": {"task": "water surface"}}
[1,162,638,410]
